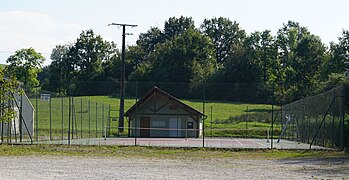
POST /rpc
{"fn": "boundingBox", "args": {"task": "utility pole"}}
[108,23,137,133]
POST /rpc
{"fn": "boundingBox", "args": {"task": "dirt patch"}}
[0,156,348,179]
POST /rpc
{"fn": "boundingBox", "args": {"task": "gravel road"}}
[0,156,348,179]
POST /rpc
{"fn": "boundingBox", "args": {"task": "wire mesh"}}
[281,85,347,149]
[1,81,347,149]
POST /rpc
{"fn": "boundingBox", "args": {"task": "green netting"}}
[281,85,347,149]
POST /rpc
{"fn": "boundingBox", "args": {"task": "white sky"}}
[1,0,349,65]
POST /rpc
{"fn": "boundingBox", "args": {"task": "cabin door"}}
[140,117,150,137]
[169,118,181,137]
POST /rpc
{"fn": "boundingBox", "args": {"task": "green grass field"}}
[0,64,6,69]
[0,144,347,159]
[30,95,280,140]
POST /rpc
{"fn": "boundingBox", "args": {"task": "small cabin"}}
[125,86,205,138]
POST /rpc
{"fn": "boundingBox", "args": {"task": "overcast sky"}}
[1,0,349,65]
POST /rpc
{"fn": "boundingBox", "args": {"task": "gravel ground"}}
[0,156,348,179]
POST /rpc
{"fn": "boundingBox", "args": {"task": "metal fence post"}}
[210,106,213,138]
[135,82,138,146]
[271,84,275,149]
[19,90,23,142]
[68,95,71,145]
[246,106,248,138]
[107,104,110,138]
[61,96,64,141]
[80,98,83,139]
[36,86,38,142]
[1,89,3,144]
[96,102,98,138]
[341,85,346,150]
[72,96,74,139]
[202,83,206,148]
[102,103,104,139]
[88,100,91,139]
[49,94,52,141]
[7,98,11,143]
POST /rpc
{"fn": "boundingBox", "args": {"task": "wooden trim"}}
[153,92,156,112]
[154,101,171,113]
[132,113,201,116]
[125,86,205,117]
[141,94,155,111]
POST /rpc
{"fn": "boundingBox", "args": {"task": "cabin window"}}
[152,121,166,127]
[187,122,193,129]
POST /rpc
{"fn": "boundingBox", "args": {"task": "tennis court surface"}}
[40,137,329,149]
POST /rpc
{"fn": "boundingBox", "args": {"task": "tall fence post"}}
[1,88,3,144]
[271,84,275,149]
[135,82,138,146]
[106,104,110,139]
[96,102,98,138]
[61,96,64,141]
[19,90,23,142]
[68,95,71,145]
[72,96,75,139]
[102,103,104,139]
[88,100,91,139]
[245,106,248,138]
[210,106,213,138]
[202,83,206,148]
[7,97,11,143]
[341,85,346,150]
[80,98,83,139]
[49,94,52,141]
[36,86,38,142]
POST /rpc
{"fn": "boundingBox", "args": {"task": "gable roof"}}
[125,86,205,117]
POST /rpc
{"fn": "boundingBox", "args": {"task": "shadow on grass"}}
[243,108,273,113]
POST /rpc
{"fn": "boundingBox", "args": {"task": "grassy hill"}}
[0,64,6,69]
[30,95,280,140]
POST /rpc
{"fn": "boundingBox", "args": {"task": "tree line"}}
[4,16,349,104]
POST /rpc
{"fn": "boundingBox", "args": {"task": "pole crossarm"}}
[108,23,137,28]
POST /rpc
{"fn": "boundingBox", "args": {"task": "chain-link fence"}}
[1,81,347,149]
[280,85,348,149]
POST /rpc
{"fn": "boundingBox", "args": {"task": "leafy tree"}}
[201,17,246,64]
[42,17,345,104]
[163,16,195,40]
[128,61,153,82]
[46,30,117,95]
[46,44,72,93]
[133,27,165,63]
[102,47,121,82]
[6,48,45,90]
[316,73,348,93]
[0,69,19,122]
[151,28,215,84]
[294,34,325,92]
[259,30,278,83]
[130,16,210,84]
[210,30,273,83]
[275,21,326,102]
[322,30,349,79]
[72,29,110,81]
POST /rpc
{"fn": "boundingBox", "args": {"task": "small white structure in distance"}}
[0,92,35,137]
